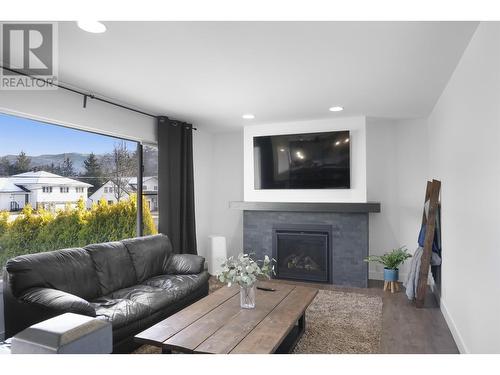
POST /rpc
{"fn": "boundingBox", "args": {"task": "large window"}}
[0,113,158,274]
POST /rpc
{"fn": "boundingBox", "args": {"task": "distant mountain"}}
[2,153,104,174]
[2,148,158,176]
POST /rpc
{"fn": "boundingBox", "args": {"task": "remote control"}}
[257,286,276,292]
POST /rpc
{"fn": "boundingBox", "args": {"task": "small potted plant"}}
[364,247,412,290]
[217,253,275,309]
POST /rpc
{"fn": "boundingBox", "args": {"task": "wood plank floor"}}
[270,279,459,354]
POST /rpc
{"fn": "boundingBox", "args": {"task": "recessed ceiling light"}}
[242,114,255,120]
[77,21,107,34]
[329,106,344,112]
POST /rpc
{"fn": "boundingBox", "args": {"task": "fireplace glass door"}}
[274,229,330,283]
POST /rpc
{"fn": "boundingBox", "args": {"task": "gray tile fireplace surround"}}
[233,202,381,288]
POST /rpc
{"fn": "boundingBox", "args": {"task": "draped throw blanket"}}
[404,247,442,300]
[157,116,197,254]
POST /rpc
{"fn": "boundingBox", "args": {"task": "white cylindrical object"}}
[208,235,227,275]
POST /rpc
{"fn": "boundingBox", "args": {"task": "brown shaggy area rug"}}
[292,289,382,353]
[134,281,382,354]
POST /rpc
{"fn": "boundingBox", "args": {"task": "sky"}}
[0,113,137,156]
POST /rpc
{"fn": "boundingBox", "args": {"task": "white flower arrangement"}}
[217,253,275,287]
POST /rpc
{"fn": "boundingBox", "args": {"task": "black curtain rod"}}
[0,65,197,130]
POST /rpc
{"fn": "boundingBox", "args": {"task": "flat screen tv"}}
[253,130,350,189]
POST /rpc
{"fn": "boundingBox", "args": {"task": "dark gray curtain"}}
[157,116,197,254]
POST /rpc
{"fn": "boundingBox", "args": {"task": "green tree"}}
[82,153,105,194]
[13,151,31,174]
[0,156,11,176]
[33,162,60,174]
[0,195,157,270]
[60,156,74,177]
[0,211,9,237]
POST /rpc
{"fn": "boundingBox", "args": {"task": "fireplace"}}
[272,224,332,283]
[238,203,377,288]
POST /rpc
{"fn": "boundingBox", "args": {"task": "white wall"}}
[243,116,367,203]
[193,130,244,260]
[0,88,156,143]
[88,181,122,205]
[30,187,88,205]
[426,22,500,354]
[210,131,244,257]
[193,129,214,259]
[366,117,428,280]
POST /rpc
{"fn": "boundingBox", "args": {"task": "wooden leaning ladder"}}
[415,179,441,308]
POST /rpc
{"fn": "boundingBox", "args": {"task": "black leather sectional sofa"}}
[2,234,209,353]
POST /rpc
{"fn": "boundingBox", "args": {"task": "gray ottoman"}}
[11,313,112,354]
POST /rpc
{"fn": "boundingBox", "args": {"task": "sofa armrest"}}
[165,254,205,275]
[20,287,96,317]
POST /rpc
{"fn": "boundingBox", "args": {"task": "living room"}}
[1,1,499,373]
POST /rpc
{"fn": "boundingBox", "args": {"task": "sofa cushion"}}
[165,254,205,275]
[85,241,137,295]
[5,248,100,300]
[142,271,210,302]
[105,285,175,312]
[90,297,151,330]
[121,234,172,282]
[20,287,96,317]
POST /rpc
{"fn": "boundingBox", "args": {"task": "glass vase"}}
[240,284,256,309]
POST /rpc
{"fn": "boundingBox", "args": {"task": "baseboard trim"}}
[428,276,467,353]
[439,298,468,354]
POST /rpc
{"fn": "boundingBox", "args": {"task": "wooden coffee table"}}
[134,281,318,354]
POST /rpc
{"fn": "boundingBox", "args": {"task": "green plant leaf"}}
[364,246,412,269]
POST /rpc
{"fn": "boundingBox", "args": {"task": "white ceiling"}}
[58,21,478,132]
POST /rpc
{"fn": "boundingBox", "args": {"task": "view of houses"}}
[0,137,158,216]
[0,171,91,212]
[88,176,158,211]
[0,171,159,213]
